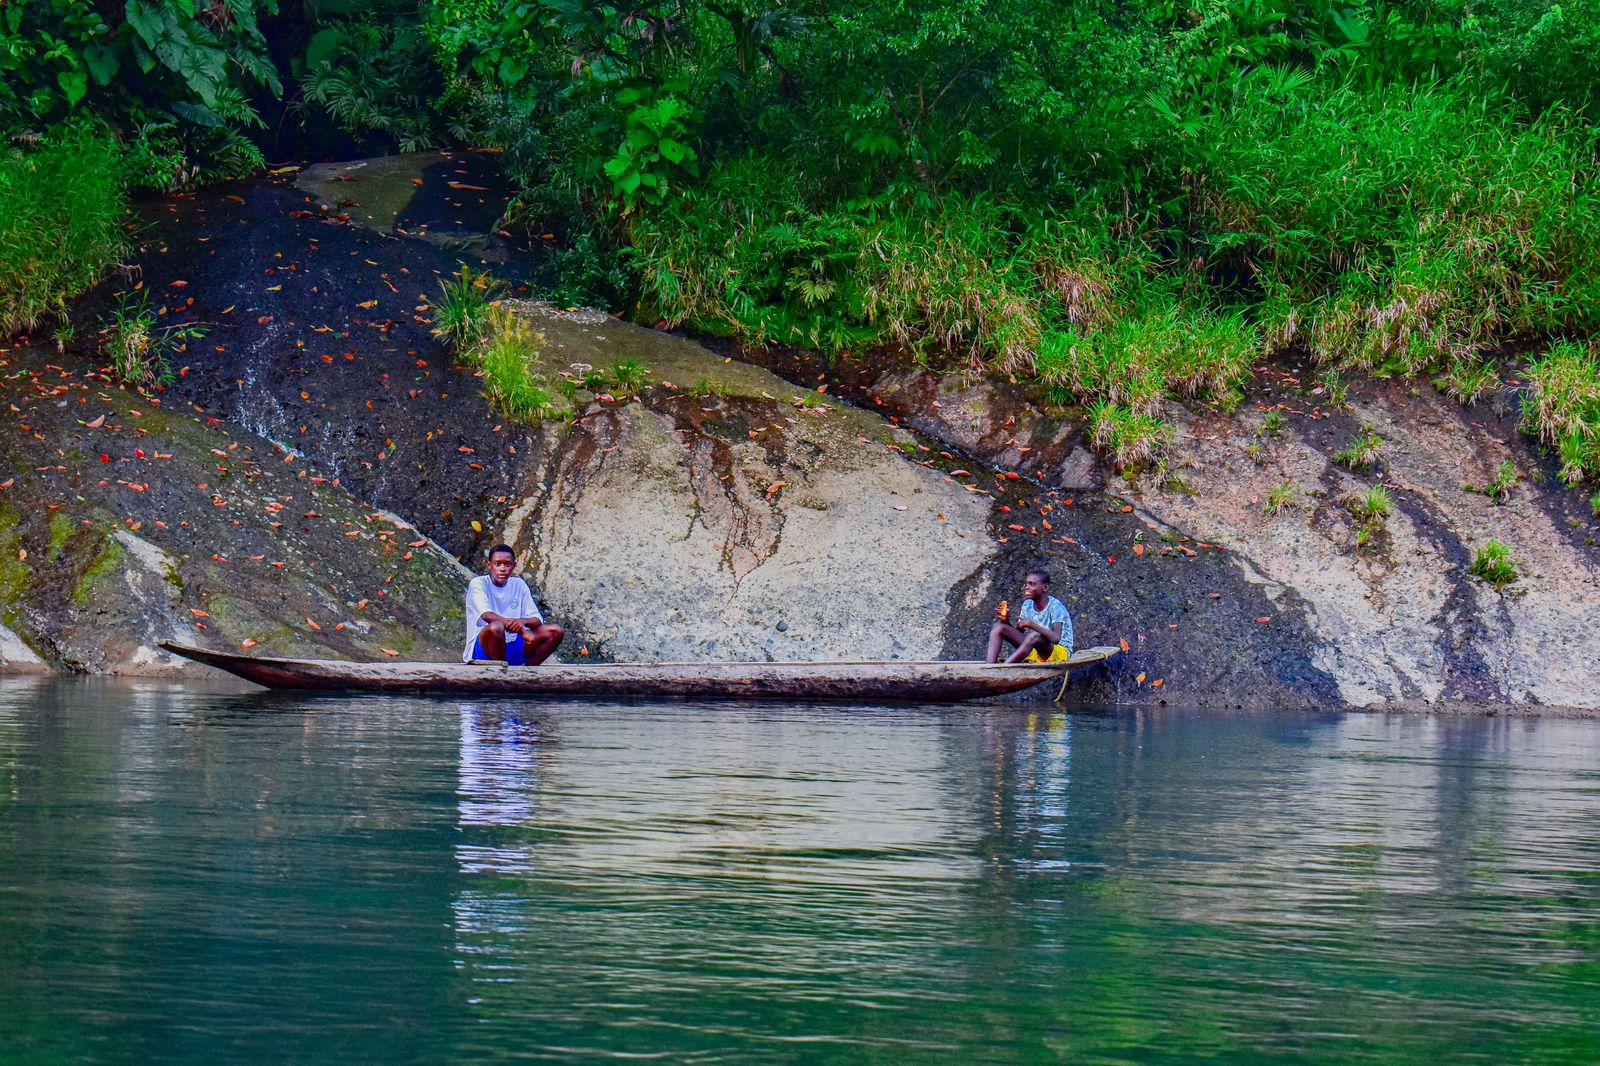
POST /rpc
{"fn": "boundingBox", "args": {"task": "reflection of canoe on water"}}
[159,642,1121,702]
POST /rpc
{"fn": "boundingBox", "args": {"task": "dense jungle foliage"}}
[3,0,1599,479]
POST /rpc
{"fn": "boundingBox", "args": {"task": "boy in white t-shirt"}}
[464,544,564,665]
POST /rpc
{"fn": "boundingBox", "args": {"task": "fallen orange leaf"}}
[1119,637,1131,653]
[240,638,257,649]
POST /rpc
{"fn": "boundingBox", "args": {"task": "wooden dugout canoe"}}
[159,642,1120,702]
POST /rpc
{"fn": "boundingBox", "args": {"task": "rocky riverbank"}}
[735,343,1600,708]
[4,153,1596,709]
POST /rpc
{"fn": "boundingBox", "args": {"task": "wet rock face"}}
[499,312,996,662]
[0,349,467,674]
[747,347,1600,708]
[1144,375,1600,708]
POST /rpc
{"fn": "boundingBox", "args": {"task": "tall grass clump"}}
[462,305,561,422]
[0,122,128,336]
[1521,341,1600,486]
[1435,358,1501,406]
[100,292,203,388]
[1188,79,1600,376]
[1087,400,1171,471]
[433,265,501,349]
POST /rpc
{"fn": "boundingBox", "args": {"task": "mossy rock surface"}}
[0,345,469,675]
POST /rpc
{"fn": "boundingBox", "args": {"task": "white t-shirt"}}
[462,574,543,662]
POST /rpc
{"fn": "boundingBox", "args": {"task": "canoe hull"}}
[158,643,1119,702]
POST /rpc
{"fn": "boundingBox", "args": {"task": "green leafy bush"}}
[0,122,127,335]
[1,0,280,188]
[296,12,445,153]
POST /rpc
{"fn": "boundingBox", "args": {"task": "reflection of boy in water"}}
[986,569,1073,664]
[464,545,564,665]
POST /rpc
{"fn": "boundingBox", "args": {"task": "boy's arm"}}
[1019,618,1062,646]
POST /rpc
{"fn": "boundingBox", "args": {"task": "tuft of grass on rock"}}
[608,358,649,396]
[1435,358,1500,405]
[1592,489,1600,518]
[1521,341,1600,487]
[1264,480,1299,515]
[1261,409,1286,438]
[1348,484,1393,523]
[1346,483,1393,550]
[1469,539,1520,588]
[1465,459,1520,503]
[1333,426,1384,472]
[1316,370,1350,409]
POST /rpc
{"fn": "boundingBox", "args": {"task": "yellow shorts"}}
[1026,643,1071,663]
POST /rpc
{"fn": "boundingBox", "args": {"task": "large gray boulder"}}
[497,306,996,662]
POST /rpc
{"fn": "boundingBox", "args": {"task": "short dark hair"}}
[487,543,516,561]
[1026,568,1051,585]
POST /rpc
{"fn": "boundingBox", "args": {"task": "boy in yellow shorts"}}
[986,569,1074,664]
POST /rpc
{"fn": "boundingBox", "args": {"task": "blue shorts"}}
[471,630,526,665]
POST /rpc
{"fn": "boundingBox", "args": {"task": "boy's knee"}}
[483,619,506,635]
[543,623,565,641]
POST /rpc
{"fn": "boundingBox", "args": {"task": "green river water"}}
[1,679,1597,1063]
